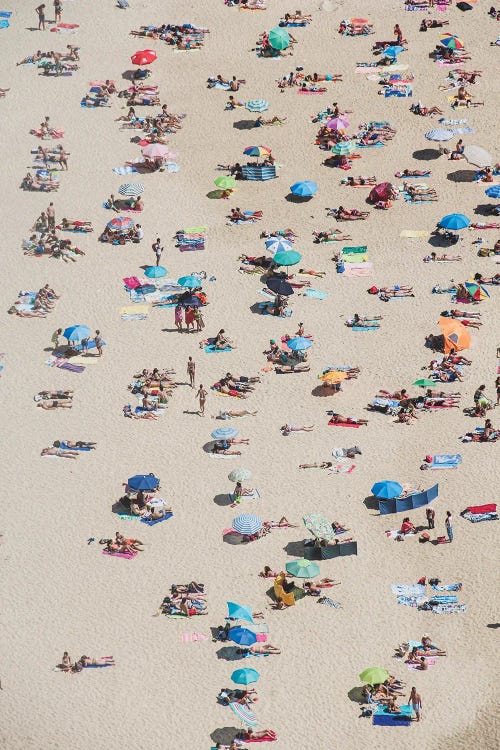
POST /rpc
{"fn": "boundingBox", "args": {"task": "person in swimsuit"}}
[196,384,207,415]
[408,687,422,721]
[36,4,46,31]
[41,447,79,458]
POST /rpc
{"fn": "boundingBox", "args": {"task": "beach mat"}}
[140,512,173,526]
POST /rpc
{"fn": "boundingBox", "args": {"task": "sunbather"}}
[41,446,79,458]
[281,424,314,435]
[329,413,368,425]
[237,642,281,655]
[368,285,414,298]
[329,206,370,220]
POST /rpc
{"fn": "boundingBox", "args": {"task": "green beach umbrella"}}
[331,141,356,156]
[269,26,290,50]
[359,667,389,684]
[274,250,302,266]
[413,379,436,387]
[285,559,320,578]
[214,176,237,190]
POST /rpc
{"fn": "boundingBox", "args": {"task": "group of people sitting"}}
[119,487,172,519]
[21,171,59,192]
[23,230,84,262]
[116,102,185,136]
[99,223,143,244]
[125,367,178,417]
[99,532,145,557]
[155,582,207,617]
[8,284,59,318]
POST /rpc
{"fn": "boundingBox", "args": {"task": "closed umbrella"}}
[303,511,335,541]
[359,667,389,684]
[229,702,258,728]
[371,481,403,499]
[131,49,157,66]
[331,141,356,156]
[286,336,312,351]
[438,213,470,230]
[228,468,252,482]
[231,668,260,686]
[118,182,144,197]
[439,34,464,50]
[144,265,167,278]
[63,324,90,342]
[214,175,237,190]
[267,277,294,296]
[178,275,201,288]
[228,627,257,646]
[232,514,262,535]
[268,26,290,50]
[107,216,134,231]
[127,474,159,491]
[290,180,318,197]
[326,116,349,131]
[463,145,493,168]
[142,143,169,159]
[274,250,302,266]
[211,427,239,440]
[485,185,500,199]
[246,99,269,112]
[285,559,320,578]
[320,370,347,384]
[227,602,254,624]
[425,129,455,143]
[383,45,404,58]
[265,237,292,254]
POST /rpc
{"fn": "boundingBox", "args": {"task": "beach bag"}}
[419,533,430,543]
[436,536,447,544]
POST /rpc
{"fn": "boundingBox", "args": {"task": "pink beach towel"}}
[180,632,208,643]
[102,549,136,560]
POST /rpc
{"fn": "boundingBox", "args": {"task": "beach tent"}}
[438,317,472,352]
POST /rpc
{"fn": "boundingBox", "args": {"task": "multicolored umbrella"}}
[265,237,292,254]
[303,512,335,541]
[229,701,258,728]
[107,216,134,231]
[273,250,302,266]
[131,49,157,66]
[326,116,349,131]
[246,99,269,112]
[231,668,260,686]
[439,34,464,50]
[330,141,356,156]
[243,146,272,158]
[228,468,252,482]
[63,325,90,342]
[232,514,263,535]
[211,427,239,440]
[214,175,237,190]
[227,602,254,624]
[359,667,389,684]
[438,213,470,230]
[290,180,318,197]
[118,182,144,197]
[464,282,490,301]
[268,26,290,50]
[320,370,347,384]
[371,481,402,499]
[144,265,167,278]
[286,336,312,351]
[285,559,320,578]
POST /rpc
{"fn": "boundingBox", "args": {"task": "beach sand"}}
[0,1,498,748]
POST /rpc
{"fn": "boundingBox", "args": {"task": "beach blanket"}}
[303,289,327,299]
[352,325,380,331]
[328,419,361,427]
[356,141,385,148]
[428,454,462,469]
[102,549,136,560]
[180,632,208,643]
[431,603,467,614]
[140,512,173,526]
[120,305,149,321]
[205,344,232,353]
[397,595,428,608]
[51,23,79,33]
[392,583,426,596]
[461,504,498,522]
[431,583,462,592]
[341,264,373,277]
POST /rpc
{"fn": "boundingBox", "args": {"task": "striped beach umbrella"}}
[211,427,239,440]
[232,514,263,535]
[246,99,269,112]
[439,34,464,50]
[425,129,455,142]
[243,146,272,158]
[326,116,349,131]
[118,182,144,196]
[107,215,134,231]
[331,141,356,156]
[229,701,258,728]
[265,237,292,254]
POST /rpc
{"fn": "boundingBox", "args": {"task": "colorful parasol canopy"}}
[107,215,134,231]
[439,34,464,50]
[326,116,350,131]
[438,316,472,352]
[142,143,170,159]
[269,26,290,50]
[320,370,347,384]
[243,145,272,157]
[331,141,356,156]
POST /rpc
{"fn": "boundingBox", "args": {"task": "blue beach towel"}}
[428,454,462,469]
[113,165,138,175]
[431,583,462,592]
[352,325,379,331]
[357,141,385,148]
[140,512,173,526]
[303,289,327,300]
[205,344,232,353]
[392,584,426,596]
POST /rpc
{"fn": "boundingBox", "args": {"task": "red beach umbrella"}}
[131,49,157,66]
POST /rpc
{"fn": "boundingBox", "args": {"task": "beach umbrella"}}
[118,182,144,197]
[246,99,269,112]
[286,336,312,351]
[290,180,318,197]
[228,468,252,482]
[439,316,472,352]
[266,277,294,296]
[127,474,159,491]
[144,265,167,278]
[383,45,404,58]
[229,701,258,728]
[107,215,134,231]
[371,481,403,499]
[232,514,263,535]
[243,146,272,158]
[369,182,394,202]
[227,602,254,624]
[425,129,455,143]
[142,143,169,159]
[330,141,356,156]
[177,275,201,288]
[326,116,349,131]
[413,379,436,388]
[63,324,90,342]
[438,213,470,230]
[320,370,347,384]
[359,667,389,684]
[439,34,464,50]
[228,627,257,646]
[131,49,157,66]
[211,427,239,440]
[463,145,493,169]
[285,559,320,578]
[231,668,260,686]
[268,26,290,50]
[303,512,335,541]
[274,250,302,266]
[214,175,237,190]
[265,237,292,254]
[485,185,500,199]
[463,282,490,301]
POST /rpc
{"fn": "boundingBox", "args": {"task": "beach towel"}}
[120,305,149,321]
[113,165,138,175]
[228,489,261,503]
[102,549,136,560]
[357,142,385,148]
[431,603,467,614]
[352,325,380,331]
[51,23,79,33]
[462,511,498,523]
[431,583,462,592]
[430,595,458,604]
[180,632,208,643]
[428,454,462,469]
[397,595,428,608]
[342,265,373,277]
[140,512,173,526]
[205,344,232,353]
[83,663,114,669]
[303,289,327,299]
[392,583,426,596]
[328,419,361,427]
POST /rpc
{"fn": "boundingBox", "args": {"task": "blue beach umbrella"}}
[246,99,269,112]
[229,627,257,646]
[371,480,403,499]
[274,250,302,266]
[286,336,312,351]
[290,180,318,197]
[265,237,292,254]
[227,602,254,624]
[232,514,263,535]
[211,427,239,440]
[127,474,159,491]
[485,185,500,199]
[438,213,470,230]
[178,275,201,288]
[63,325,90,342]
[231,668,260,686]
[145,265,167,278]
[383,45,405,58]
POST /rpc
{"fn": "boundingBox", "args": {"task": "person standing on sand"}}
[196,384,207,415]
[408,687,422,721]
[426,507,435,530]
[94,330,103,357]
[51,328,62,349]
[152,237,163,266]
[54,0,62,23]
[187,356,196,388]
[47,202,55,230]
[445,511,453,543]
[36,4,46,31]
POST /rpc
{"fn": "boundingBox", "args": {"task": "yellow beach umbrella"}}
[320,370,347,384]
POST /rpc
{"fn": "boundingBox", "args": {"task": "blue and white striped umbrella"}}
[229,701,258,728]
[118,182,144,196]
[425,129,455,142]
[485,185,500,199]
[211,427,239,440]
[232,514,263,535]
[265,237,292,254]
[246,99,269,112]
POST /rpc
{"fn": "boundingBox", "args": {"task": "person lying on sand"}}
[280,424,314,435]
[329,413,368,425]
[368,285,414,298]
[328,206,370,220]
[423,252,462,262]
[41,446,79,458]
[313,229,352,242]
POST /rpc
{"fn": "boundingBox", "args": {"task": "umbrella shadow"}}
[285,193,314,203]
[207,189,226,200]
[202,441,216,454]
[311,384,337,397]
[427,234,460,248]
[348,686,366,704]
[283,540,306,557]
[111,500,128,515]
[249,301,271,316]
[215,646,243,661]
[412,148,441,161]
[233,119,259,130]
[214,493,232,507]
[210,727,240,744]
[122,69,143,81]
[363,496,380,513]
[322,157,339,169]
[446,169,477,183]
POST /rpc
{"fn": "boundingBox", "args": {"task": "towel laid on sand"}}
[392,583,426,596]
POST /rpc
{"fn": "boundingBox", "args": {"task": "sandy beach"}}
[0,1,498,748]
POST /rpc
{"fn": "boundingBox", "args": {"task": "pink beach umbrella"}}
[142,143,170,159]
[326,116,349,131]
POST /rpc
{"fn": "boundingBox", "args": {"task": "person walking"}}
[94,330,103,357]
[36,4,46,30]
[47,202,55,230]
[408,687,422,722]
[152,237,163,266]
[196,384,207,416]
[426,507,435,530]
[54,0,62,23]
[187,356,196,388]
[445,511,453,543]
